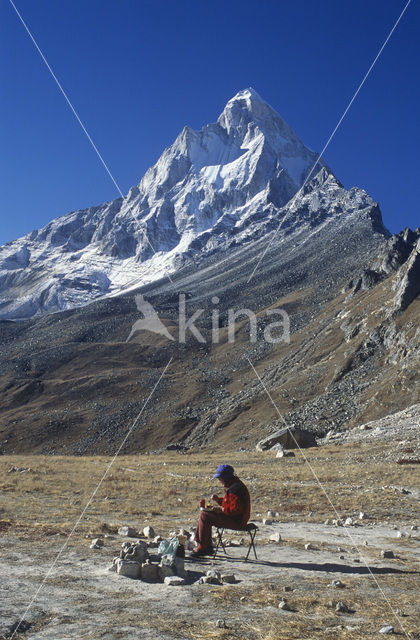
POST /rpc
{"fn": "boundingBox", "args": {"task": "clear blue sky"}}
[1,0,418,245]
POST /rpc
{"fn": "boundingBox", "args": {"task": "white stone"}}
[344,517,353,526]
[269,532,282,543]
[164,576,185,586]
[91,538,104,547]
[118,526,137,537]
[305,543,315,550]
[278,599,290,610]
[116,559,141,579]
[143,526,155,538]
[229,538,242,546]
[263,518,272,525]
[331,580,345,588]
[379,625,394,634]
[276,449,295,458]
[206,569,221,584]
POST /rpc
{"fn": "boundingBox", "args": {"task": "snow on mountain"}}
[0,88,383,319]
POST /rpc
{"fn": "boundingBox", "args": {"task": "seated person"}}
[191,464,251,557]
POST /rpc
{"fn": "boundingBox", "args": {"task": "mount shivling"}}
[0,88,418,454]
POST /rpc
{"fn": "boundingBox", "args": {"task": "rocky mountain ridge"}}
[0,89,417,454]
[1,208,417,455]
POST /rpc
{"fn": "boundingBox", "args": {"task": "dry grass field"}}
[1,439,419,639]
[1,442,419,536]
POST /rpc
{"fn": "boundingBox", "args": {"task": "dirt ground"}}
[1,520,419,640]
[1,413,419,639]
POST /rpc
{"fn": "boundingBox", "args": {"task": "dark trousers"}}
[195,510,241,549]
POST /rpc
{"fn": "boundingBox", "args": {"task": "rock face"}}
[391,238,420,314]
[256,427,318,451]
[0,87,388,319]
[345,227,420,297]
[373,227,419,274]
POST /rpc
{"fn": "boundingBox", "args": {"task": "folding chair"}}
[213,522,258,561]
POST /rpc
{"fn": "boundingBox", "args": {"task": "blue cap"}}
[213,464,234,479]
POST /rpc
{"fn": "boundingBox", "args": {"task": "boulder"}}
[159,564,176,580]
[143,526,155,538]
[141,561,159,582]
[256,427,317,451]
[116,559,141,579]
[125,542,149,563]
[159,555,178,580]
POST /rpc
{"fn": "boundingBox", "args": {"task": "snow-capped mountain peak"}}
[0,89,386,319]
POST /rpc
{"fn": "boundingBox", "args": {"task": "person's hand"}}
[211,494,219,502]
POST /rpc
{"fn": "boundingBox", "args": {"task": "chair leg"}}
[213,528,227,558]
[244,530,258,562]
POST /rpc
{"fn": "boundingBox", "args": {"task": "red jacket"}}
[215,476,251,528]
